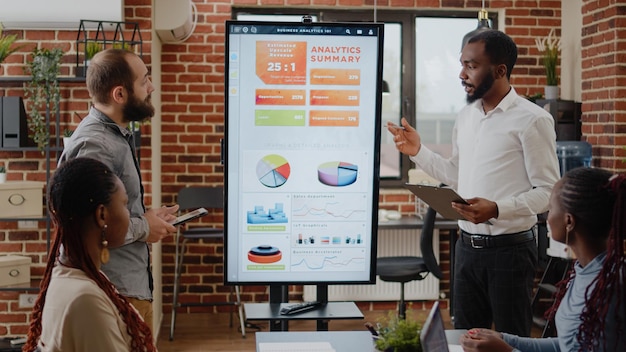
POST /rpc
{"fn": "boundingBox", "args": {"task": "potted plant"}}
[0,24,22,65]
[372,311,422,352]
[85,41,102,62]
[535,28,561,100]
[112,41,133,51]
[24,47,63,152]
[76,41,102,77]
[63,128,74,147]
[0,162,6,183]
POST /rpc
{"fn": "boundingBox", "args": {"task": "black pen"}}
[365,322,379,336]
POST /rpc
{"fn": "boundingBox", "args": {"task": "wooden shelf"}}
[0,76,85,83]
[0,279,41,292]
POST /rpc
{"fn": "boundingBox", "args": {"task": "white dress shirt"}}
[411,87,560,235]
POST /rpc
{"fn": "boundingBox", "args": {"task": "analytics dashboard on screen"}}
[224,20,383,285]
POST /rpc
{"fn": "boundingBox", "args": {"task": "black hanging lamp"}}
[461,0,491,50]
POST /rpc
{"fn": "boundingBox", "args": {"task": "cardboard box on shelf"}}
[0,181,44,218]
[0,255,31,287]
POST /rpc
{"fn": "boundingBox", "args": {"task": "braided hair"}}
[24,158,155,352]
[545,167,625,351]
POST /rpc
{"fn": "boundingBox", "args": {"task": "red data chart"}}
[256,41,307,85]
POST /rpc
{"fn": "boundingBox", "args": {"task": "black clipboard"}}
[404,183,468,221]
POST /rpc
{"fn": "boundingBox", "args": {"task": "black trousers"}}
[453,231,537,336]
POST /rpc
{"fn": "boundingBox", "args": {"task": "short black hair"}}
[468,30,518,79]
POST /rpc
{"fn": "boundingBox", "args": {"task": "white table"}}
[256,331,375,352]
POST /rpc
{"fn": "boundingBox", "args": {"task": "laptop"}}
[420,302,463,352]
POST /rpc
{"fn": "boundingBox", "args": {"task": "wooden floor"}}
[156,306,455,352]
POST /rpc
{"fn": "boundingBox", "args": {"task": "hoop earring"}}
[101,224,110,264]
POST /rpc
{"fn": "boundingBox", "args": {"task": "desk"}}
[255,330,464,351]
[245,302,363,332]
[256,331,375,352]
[445,329,467,345]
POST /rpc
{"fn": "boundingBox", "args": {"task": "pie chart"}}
[317,161,358,186]
[256,154,291,188]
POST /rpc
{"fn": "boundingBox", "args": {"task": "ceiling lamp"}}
[461,0,491,50]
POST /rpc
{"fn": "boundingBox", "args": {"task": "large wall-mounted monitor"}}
[224,20,384,285]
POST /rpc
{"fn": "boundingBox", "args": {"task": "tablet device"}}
[404,183,468,221]
[421,301,448,352]
[420,301,463,352]
[171,207,209,226]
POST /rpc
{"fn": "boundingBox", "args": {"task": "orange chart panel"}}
[256,89,306,105]
[310,90,360,106]
[310,69,360,85]
[256,41,307,85]
[310,111,359,127]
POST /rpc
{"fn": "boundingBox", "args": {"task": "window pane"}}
[415,17,477,158]
[380,23,402,179]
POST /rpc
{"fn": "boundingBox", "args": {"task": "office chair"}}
[376,206,443,319]
[170,186,245,340]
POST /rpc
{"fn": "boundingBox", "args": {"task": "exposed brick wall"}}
[2,0,623,335]
[580,1,626,171]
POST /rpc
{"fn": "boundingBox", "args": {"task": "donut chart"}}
[256,154,291,188]
[248,245,282,263]
[317,161,358,186]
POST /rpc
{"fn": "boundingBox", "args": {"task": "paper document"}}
[258,342,336,352]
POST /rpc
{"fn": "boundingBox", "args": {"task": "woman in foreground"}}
[461,167,626,351]
[24,157,156,351]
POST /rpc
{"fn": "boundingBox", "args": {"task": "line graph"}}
[291,256,366,271]
[291,193,367,221]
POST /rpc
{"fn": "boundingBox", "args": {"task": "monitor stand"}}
[244,284,363,332]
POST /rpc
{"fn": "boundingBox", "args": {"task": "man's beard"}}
[465,71,495,104]
[123,93,155,122]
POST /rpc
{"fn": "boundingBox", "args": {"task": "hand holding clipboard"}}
[405,184,494,225]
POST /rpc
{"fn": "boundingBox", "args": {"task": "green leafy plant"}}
[63,128,74,137]
[85,41,102,60]
[0,163,6,173]
[0,25,22,64]
[25,47,63,152]
[535,28,561,86]
[112,41,132,51]
[373,311,422,352]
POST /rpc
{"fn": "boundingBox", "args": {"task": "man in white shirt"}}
[388,30,560,336]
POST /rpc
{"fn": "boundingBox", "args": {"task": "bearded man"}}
[387,30,560,336]
[60,49,179,333]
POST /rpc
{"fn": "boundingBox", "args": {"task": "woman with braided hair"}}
[460,166,626,351]
[24,157,156,352]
